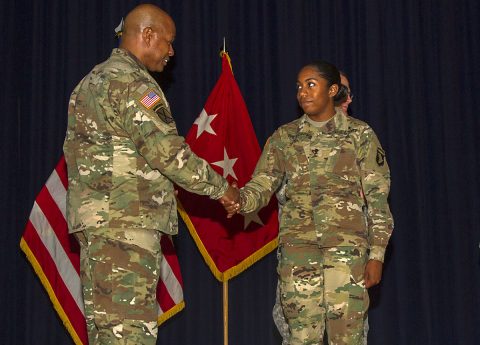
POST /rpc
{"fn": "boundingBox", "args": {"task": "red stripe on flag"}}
[156,279,176,312]
[55,156,68,189]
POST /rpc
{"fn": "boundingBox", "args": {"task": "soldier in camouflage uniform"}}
[225,61,393,344]
[63,4,238,344]
[272,71,370,345]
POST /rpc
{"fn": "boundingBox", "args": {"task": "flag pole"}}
[222,36,229,345]
[223,279,229,345]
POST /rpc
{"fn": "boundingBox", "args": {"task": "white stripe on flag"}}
[45,169,67,219]
[161,258,183,304]
[29,202,84,314]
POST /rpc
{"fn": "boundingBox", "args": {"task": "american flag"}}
[140,90,161,109]
[20,156,185,345]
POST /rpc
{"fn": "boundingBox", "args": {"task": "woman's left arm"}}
[359,127,394,264]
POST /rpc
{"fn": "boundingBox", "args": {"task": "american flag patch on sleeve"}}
[140,90,161,109]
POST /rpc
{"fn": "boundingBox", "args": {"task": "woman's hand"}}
[364,259,383,288]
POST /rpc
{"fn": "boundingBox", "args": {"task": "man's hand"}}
[364,259,383,288]
[219,182,241,218]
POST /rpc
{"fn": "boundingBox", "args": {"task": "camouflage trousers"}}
[75,228,163,345]
[273,283,369,345]
[277,244,369,345]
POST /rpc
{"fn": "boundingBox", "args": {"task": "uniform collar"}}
[111,48,148,72]
[299,108,348,134]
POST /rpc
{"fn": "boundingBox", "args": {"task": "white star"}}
[212,148,238,180]
[243,211,264,229]
[194,108,217,138]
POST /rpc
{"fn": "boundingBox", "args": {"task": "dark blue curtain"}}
[2,1,479,344]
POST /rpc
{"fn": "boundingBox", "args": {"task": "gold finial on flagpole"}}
[220,37,233,73]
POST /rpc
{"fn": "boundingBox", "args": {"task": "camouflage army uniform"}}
[273,180,291,344]
[64,48,228,344]
[240,110,393,345]
[273,180,370,345]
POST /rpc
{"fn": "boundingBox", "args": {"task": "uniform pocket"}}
[326,147,359,184]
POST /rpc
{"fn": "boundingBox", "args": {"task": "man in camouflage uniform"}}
[230,102,393,344]
[63,4,237,344]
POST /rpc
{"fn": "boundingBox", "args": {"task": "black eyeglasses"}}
[347,91,354,101]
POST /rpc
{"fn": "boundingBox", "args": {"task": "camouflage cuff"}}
[209,180,230,200]
[368,245,386,262]
[238,190,253,214]
[238,192,247,213]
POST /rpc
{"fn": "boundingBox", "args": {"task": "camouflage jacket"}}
[240,110,393,261]
[63,48,228,235]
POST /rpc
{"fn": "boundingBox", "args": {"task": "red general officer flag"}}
[20,156,185,345]
[177,52,279,281]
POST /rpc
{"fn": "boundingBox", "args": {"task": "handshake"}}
[219,183,242,218]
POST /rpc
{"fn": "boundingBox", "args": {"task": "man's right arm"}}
[114,79,229,199]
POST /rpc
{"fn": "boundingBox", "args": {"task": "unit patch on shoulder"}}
[153,103,174,124]
[139,90,161,109]
[376,147,385,166]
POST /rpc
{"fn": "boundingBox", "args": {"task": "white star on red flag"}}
[194,108,217,138]
[243,211,264,229]
[212,148,238,180]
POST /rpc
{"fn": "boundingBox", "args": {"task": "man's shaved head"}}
[122,4,173,37]
[120,4,176,72]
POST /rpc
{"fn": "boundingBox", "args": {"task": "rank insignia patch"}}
[376,147,385,166]
[140,90,161,109]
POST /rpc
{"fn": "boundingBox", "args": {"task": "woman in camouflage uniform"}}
[225,61,393,344]
[273,70,369,345]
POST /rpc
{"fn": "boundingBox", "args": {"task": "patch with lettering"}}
[139,90,161,109]
[376,147,385,166]
[153,103,174,124]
